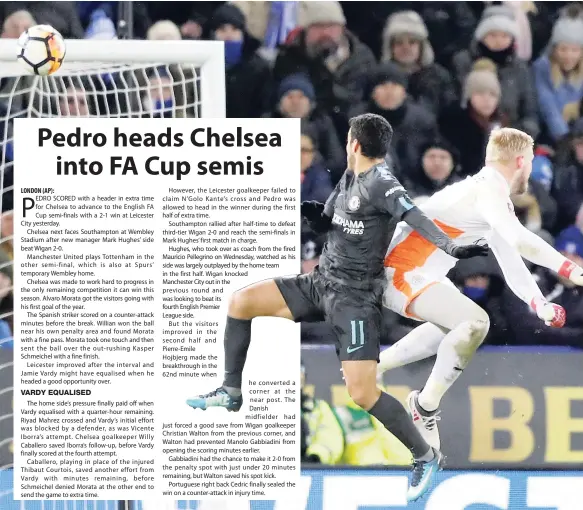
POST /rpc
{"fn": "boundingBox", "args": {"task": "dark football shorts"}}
[274,267,383,362]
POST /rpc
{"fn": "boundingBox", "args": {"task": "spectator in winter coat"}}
[533,12,583,143]
[440,60,506,176]
[340,2,476,67]
[264,73,345,180]
[300,128,334,204]
[348,62,437,179]
[403,137,462,204]
[452,7,540,138]
[553,117,583,231]
[208,4,272,119]
[478,3,534,61]
[381,11,458,116]
[273,1,376,137]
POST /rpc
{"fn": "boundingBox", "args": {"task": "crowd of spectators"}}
[0,1,583,348]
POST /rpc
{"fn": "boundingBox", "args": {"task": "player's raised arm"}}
[370,174,488,260]
[476,177,583,286]
[489,231,566,327]
[513,223,582,285]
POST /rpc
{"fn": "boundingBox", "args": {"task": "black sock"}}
[368,391,432,460]
[222,316,252,390]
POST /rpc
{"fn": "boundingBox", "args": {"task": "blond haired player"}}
[378,128,583,449]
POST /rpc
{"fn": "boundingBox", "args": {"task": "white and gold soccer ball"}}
[17,24,66,76]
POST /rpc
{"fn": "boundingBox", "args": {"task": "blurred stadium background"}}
[1,1,582,508]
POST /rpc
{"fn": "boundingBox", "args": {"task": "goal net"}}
[0,37,225,489]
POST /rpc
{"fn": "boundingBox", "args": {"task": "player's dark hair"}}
[348,113,393,159]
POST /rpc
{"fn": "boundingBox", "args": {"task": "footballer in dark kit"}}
[186,113,488,502]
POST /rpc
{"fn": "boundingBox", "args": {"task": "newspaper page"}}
[13,118,301,501]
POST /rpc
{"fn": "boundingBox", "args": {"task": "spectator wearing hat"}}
[381,11,457,116]
[469,2,561,61]
[208,3,272,118]
[339,2,476,67]
[403,137,462,204]
[440,60,506,176]
[553,117,583,232]
[452,5,540,138]
[483,3,534,61]
[533,12,583,143]
[273,1,375,137]
[264,73,344,180]
[78,2,150,39]
[83,7,117,40]
[147,20,181,40]
[349,62,437,179]
[555,225,583,268]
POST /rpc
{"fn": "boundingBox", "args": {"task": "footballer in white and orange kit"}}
[378,128,583,449]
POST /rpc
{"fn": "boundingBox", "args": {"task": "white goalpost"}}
[0,37,226,209]
[0,38,226,506]
[0,38,226,117]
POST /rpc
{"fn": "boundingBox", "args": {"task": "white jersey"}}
[384,166,569,318]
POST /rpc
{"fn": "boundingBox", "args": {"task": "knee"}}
[228,289,255,320]
[469,308,490,344]
[457,312,490,351]
[346,379,378,410]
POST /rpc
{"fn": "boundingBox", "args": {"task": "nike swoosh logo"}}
[412,462,437,499]
[347,345,364,354]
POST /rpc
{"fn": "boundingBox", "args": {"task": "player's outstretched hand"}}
[447,240,489,259]
[531,297,566,328]
[558,261,583,286]
[301,201,325,221]
[301,201,332,234]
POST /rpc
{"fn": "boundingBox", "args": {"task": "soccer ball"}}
[17,24,66,76]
